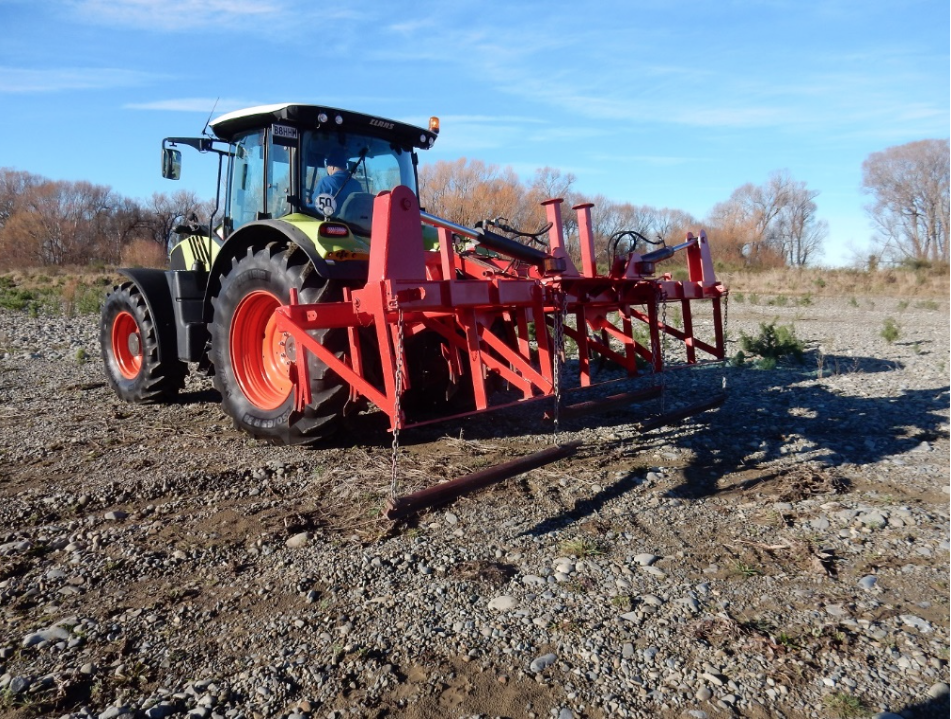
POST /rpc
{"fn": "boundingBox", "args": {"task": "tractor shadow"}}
[517,349,949,535]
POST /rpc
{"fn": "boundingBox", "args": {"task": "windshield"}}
[302,130,417,235]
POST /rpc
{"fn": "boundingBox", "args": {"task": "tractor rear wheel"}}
[209,244,346,444]
[100,282,188,402]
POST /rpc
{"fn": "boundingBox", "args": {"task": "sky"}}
[0,0,947,267]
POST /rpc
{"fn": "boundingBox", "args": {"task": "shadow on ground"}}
[510,351,948,534]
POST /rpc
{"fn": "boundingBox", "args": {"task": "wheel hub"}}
[111,310,143,380]
[230,291,294,411]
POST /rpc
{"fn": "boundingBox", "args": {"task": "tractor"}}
[101,103,727,513]
[101,104,441,444]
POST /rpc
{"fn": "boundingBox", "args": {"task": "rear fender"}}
[115,269,179,366]
[202,219,368,322]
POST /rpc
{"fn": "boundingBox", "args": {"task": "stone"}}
[858,575,878,591]
[488,595,516,611]
[285,532,311,548]
[927,682,950,699]
[530,653,557,673]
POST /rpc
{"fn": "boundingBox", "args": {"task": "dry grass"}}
[720,265,949,299]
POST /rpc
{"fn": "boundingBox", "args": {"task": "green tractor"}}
[100,103,439,444]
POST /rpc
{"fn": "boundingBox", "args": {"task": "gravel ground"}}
[0,294,948,719]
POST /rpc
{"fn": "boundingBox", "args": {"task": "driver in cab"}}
[313,150,362,216]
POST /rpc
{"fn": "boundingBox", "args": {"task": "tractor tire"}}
[209,243,346,444]
[100,282,188,402]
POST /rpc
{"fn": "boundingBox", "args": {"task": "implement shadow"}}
[517,350,948,533]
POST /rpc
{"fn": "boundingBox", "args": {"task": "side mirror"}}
[162,148,182,180]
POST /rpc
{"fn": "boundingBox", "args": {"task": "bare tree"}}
[862,139,950,264]
[706,170,824,267]
[775,182,826,266]
[144,190,212,248]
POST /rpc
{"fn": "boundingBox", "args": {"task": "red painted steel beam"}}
[385,440,583,520]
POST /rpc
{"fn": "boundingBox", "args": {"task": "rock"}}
[99,707,132,719]
[530,653,557,673]
[22,626,72,647]
[285,532,311,548]
[488,595,516,611]
[927,682,950,699]
[104,510,128,521]
[701,673,726,687]
[7,676,30,695]
[632,553,660,566]
[145,703,178,718]
[899,615,932,633]
[695,687,713,701]
[858,575,878,591]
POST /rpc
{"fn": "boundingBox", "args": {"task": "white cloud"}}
[64,0,287,31]
[0,66,157,93]
[124,97,253,113]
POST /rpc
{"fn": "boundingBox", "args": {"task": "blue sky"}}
[0,0,947,266]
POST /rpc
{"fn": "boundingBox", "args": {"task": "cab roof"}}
[209,103,437,149]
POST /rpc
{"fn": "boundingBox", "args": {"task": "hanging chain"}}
[389,308,405,501]
[659,292,669,414]
[722,292,730,391]
[551,290,566,444]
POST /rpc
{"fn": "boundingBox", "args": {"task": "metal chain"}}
[722,293,730,391]
[659,293,668,414]
[389,308,405,501]
[551,291,566,444]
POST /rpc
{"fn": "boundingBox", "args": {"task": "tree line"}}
[420,138,948,270]
[1,138,946,271]
[0,168,212,271]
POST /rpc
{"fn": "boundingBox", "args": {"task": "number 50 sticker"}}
[315,194,337,217]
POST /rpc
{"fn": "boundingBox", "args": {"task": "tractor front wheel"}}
[209,244,346,444]
[100,283,187,402]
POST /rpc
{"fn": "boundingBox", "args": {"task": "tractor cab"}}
[204,105,433,227]
[162,104,437,272]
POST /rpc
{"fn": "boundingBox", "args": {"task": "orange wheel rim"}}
[231,290,292,410]
[111,310,143,380]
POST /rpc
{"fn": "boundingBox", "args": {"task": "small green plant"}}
[848,297,858,307]
[766,295,789,307]
[822,691,870,718]
[814,277,826,289]
[775,631,802,650]
[611,595,633,611]
[75,348,88,364]
[748,293,759,304]
[730,350,746,367]
[732,292,745,303]
[915,299,939,311]
[896,300,909,311]
[880,318,900,344]
[796,294,812,307]
[740,322,804,364]
[558,537,606,558]
[733,562,762,578]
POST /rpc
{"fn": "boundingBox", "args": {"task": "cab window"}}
[228,130,265,231]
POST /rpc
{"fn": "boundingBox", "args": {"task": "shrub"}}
[880,318,900,344]
[740,322,804,364]
[121,238,166,268]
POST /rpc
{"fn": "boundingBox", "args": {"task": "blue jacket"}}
[315,170,362,211]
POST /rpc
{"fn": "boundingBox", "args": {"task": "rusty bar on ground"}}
[385,440,583,521]
[636,393,726,433]
[543,386,663,421]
